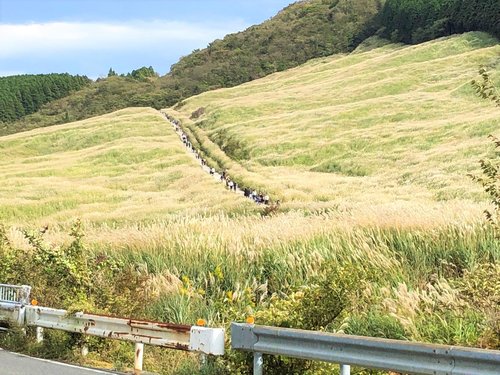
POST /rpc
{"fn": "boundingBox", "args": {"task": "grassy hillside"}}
[169,32,500,210]
[1,33,499,374]
[0,107,251,228]
[6,0,499,139]
[5,0,383,135]
[5,0,500,140]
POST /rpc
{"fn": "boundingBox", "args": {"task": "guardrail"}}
[3,284,499,375]
[0,293,224,374]
[0,302,25,328]
[231,323,500,375]
[0,284,31,305]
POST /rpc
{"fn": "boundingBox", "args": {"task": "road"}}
[0,349,119,375]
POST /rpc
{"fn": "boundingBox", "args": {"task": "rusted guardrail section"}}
[25,306,224,373]
[0,286,224,374]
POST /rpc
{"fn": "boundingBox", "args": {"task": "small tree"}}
[107,67,117,77]
[470,67,500,234]
[471,66,500,107]
[470,136,500,234]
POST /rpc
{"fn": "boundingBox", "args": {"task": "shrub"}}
[470,135,500,234]
[471,66,500,107]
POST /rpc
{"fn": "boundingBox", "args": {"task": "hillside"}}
[6,0,499,138]
[4,76,168,136]
[0,73,90,127]
[1,33,499,373]
[0,107,251,228]
[5,0,383,135]
[167,32,500,211]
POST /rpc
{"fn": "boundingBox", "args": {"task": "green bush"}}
[470,135,500,234]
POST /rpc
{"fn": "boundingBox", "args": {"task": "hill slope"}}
[167,32,500,209]
[0,108,251,227]
[6,0,499,137]
[0,73,90,125]
[4,76,167,135]
[5,0,383,135]
[1,33,499,369]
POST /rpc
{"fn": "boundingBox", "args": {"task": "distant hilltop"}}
[1,0,498,136]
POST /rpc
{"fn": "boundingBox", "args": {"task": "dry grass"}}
[169,32,500,211]
[0,33,498,254]
[1,35,499,365]
[0,107,252,230]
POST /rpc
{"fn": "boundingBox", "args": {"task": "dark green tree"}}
[380,0,500,44]
[0,73,91,123]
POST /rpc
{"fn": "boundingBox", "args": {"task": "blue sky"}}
[0,0,295,78]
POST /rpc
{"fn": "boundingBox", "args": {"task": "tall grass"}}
[1,33,499,373]
[79,212,498,328]
[0,107,254,227]
[169,32,500,207]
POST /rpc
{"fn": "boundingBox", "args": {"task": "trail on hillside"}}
[159,111,273,207]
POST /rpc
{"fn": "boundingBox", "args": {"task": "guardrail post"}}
[134,342,144,374]
[254,352,263,375]
[20,285,31,305]
[36,326,44,343]
[340,364,350,375]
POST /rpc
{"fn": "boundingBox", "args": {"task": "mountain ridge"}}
[2,0,499,137]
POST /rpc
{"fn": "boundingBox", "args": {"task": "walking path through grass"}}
[160,111,273,206]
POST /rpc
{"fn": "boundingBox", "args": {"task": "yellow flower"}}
[214,265,224,280]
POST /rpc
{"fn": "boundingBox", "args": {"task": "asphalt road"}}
[0,349,119,375]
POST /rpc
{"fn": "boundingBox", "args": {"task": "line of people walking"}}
[161,112,272,205]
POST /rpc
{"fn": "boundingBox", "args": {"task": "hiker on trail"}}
[164,113,274,206]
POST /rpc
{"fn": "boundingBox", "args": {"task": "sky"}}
[0,0,295,79]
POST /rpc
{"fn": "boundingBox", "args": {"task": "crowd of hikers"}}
[161,112,272,205]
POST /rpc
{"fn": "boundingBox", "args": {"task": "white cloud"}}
[0,70,25,77]
[0,20,248,59]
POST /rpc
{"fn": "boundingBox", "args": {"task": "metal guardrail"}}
[231,323,500,375]
[0,284,31,305]
[24,306,224,373]
[24,306,224,352]
[0,302,25,328]
[3,283,499,375]
[0,284,224,374]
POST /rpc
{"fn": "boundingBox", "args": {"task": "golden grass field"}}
[1,34,499,373]
[168,32,500,214]
[0,108,252,230]
[0,32,498,249]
